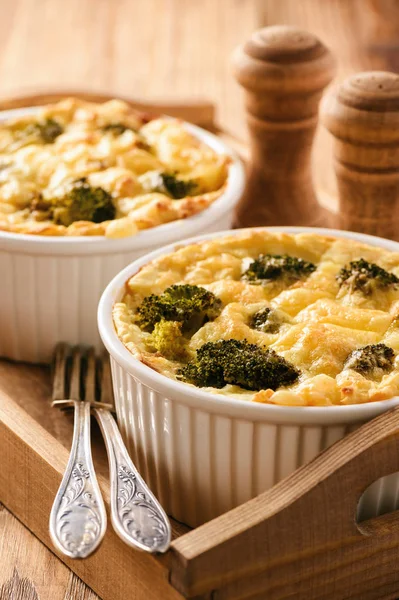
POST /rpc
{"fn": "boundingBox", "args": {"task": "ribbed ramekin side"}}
[0,206,235,364]
[110,356,367,527]
[0,248,145,362]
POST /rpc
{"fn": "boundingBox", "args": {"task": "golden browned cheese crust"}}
[113,231,399,406]
[0,98,228,237]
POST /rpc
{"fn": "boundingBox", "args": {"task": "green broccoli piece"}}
[137,284,222,333]
[178,349,226,389]
[178,339,300,391]
[344,343,395,379]
[50,177,116,226]
[160,173,197,199]
[149,320,188,361]
[250,307,285,334]
[142,171,197,198]
[242,254,316,285]
[17,118,64,144]
[336,259,399,295]
[102,122,137,135]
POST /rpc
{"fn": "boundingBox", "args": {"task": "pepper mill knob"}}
[232,25,336,228]
[321,71,399,240]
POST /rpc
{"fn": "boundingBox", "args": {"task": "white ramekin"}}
[98,226,399,528]
[0,107,245,363]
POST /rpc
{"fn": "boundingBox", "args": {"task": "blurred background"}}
[1,0,397,142]
[2,0,397,210]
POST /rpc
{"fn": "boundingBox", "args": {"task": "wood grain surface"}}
[0,1,395,599]
[0,505,97,600]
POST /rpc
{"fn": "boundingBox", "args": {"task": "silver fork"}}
[49,344,107,558]
[91,349,171,553]
[51,344,171,555]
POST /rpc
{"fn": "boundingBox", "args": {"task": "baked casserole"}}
[113,230,399,406]
[0,98,228,238]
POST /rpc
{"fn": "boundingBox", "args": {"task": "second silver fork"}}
[92,351,171,553]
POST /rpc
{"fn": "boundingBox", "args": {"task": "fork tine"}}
[52,343,70,401]
[69,346,83,401]
[85,347,97,403]
[99,353,114,406]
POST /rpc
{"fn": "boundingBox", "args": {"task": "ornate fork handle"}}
[94,408,171,553]
[49,401,107,558]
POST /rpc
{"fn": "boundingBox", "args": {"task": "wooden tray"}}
[4,360,399,600]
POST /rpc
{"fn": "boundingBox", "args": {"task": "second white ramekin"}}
[98,227,399,528]
[0,108,245,363]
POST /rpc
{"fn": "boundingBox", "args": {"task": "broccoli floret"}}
[149,320,188,361]
[336,259,399,295]
[160,173,197,199]
[178,339,300,391]
[344,343,394,378]
[242,254,316,285]
[179,351,226,389]
[18,118,64,144]
[250,307,285,334]
[50,177,116,226]
[102,122,137,135]
[141,171,197,198]
[137,284,222,333]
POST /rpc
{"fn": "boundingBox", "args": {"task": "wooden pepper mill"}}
[321,71,399,240]
[232,25,336,228]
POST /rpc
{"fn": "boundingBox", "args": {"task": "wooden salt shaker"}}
[232,25,336,228]
[321,71,399,240]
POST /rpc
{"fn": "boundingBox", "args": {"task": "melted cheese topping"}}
[0,98,228,237]
[113,231,399,406]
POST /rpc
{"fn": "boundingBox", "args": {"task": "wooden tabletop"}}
[0,0,396,598]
